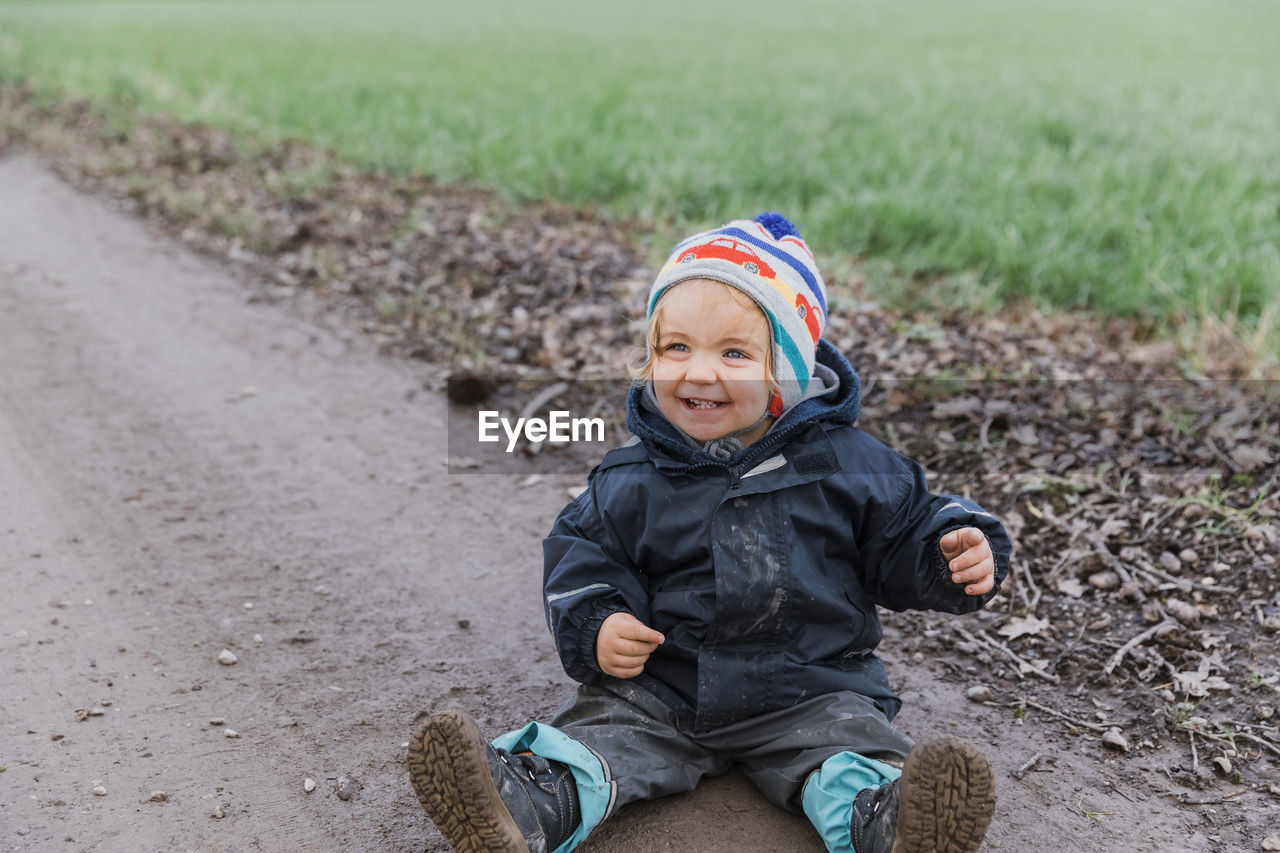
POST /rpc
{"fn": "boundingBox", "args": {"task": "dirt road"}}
[0,156,1260,852]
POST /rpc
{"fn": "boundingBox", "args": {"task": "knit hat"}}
[647,212,827,416]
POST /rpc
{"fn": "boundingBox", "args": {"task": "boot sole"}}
[408,710,529,853]
[893,737,996,853]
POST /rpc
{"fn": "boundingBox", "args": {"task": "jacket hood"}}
[625,338,861,468]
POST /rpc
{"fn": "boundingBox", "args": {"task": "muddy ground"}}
[1,129,1278,851]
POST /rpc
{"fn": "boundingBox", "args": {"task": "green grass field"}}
[1,0,1277,348]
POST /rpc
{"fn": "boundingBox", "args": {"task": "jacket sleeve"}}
[542,481,651,684]
[855,452,1012,614]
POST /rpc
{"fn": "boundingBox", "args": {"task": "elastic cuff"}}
[933,524,969,580]
[801,752,902,853]
[493,722,614,853]
[578,604,631,676]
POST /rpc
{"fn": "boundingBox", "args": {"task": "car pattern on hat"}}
[678,236,778,280]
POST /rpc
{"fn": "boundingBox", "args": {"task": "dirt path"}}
[0,156,1265,852]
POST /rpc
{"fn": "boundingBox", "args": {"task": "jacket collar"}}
[624,339,861,472]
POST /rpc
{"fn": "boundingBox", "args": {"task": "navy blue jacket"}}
[542,340,1011,731]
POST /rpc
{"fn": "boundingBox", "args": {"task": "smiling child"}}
[409,212,1011,853]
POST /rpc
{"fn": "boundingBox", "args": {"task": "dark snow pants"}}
[493,677,914,853]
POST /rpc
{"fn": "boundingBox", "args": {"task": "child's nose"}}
[684,353,719,383]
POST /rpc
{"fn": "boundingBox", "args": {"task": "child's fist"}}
[940,527,996,596]
[596,612,665,679]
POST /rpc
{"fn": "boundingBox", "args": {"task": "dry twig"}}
[1160,789,1250,806]
[1115,504,1183,546]
[1103,620,1176,676]
[1029,500,1144,598]
[951,625,1060,684]
[1184,726,1280,761]
[1013,752,1042,780]
[1135,559,1233,596]
[1019,553,1049,611]
[1008,696,1110,734]
[1102,776,1137,803]
[1221,719,1280,737]
[1235,731,1280,761]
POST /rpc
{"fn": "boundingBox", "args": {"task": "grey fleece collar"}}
[638,362,841,459]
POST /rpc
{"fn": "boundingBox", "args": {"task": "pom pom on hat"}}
[647,212,827,415]
[753,211,802,240]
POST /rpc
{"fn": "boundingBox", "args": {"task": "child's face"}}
[651,279,773,446]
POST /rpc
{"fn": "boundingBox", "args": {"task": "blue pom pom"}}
[754,211,802,240]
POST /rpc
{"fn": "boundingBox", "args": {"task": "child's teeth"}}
[689,399,718,408]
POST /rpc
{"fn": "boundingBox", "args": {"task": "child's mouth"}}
[682,398,726,410]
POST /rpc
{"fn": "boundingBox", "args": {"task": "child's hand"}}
[596,612,665,678]
[940,527,996,596]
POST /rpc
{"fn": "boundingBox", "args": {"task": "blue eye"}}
[725,349,747,359]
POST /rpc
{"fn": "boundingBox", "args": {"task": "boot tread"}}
[407,710,529,853]
[893,737,996,853]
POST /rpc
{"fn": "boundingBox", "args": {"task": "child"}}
[409,212,1012,853]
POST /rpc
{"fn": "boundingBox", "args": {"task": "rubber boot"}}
[409,710,582,853]
[849,737,995,853]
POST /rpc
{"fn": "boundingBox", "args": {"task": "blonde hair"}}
[630,279,775,385]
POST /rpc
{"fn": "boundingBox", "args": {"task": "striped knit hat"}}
[647,212,827,416]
